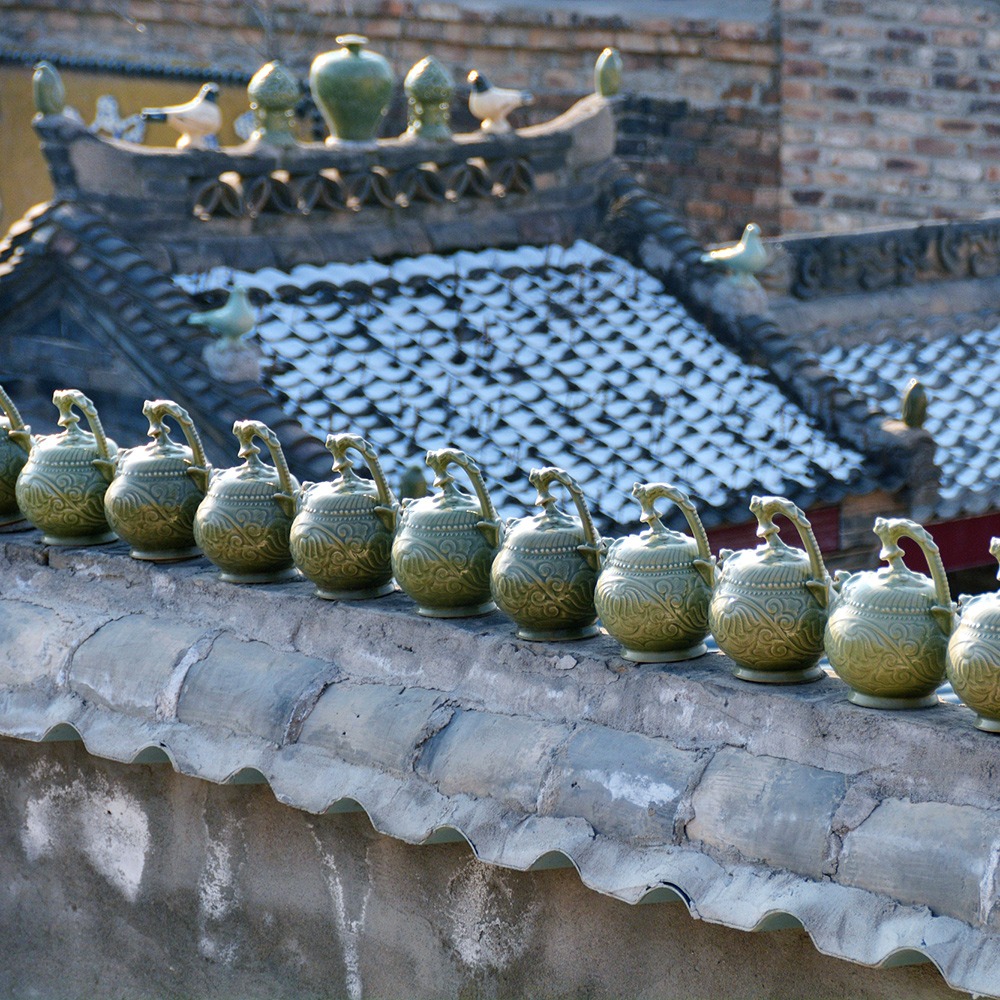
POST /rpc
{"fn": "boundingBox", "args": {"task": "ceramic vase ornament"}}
[290,433,398,599]
[826,517,954,709]
[708,495,830,683]
[596,483,715,662]
[947,538,1000,731]
[193,420,299,583]
[15,389,118,546]
[104,399,210,561]
[491,467,603,641]
[0,383,31,527]
[391,448,501,617]
[310,34,393,143]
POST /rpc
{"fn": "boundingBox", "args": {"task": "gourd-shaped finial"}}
[901,377,928,429]
[399,463,429,500]
[247,60,299,147]
[404,56,454,141]
[33,61,66,116]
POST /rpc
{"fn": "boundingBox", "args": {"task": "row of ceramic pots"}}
[1,388,998,730]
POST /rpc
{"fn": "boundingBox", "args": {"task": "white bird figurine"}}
[141,83,221,149]
[467,70,533,133]
[700,223,769,285]
[188,286,255,341]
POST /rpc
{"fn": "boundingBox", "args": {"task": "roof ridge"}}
[602,174,922,495]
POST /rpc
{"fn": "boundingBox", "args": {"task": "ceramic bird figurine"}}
[467,71,533,133]
[700,223,768,285]
[141,83,221,149]
[188,287,255,340]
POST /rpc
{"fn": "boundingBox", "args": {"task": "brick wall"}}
[0,0,780,243]
[779,0,1000,233]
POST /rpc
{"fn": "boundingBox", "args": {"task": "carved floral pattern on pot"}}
[596,483,714,662]
[0,383,30,526]
[15,389,118,546]
[391,449,501,617]
[946,538,1000,730]
[708,495,830,683]
[491,467,602,641]
[290,433,397,600]
[193,420,299,584]
[825,518,954,710]
[104,399,210,561]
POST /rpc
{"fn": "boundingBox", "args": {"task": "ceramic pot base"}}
[847,690,938,710]
[975,715,1000,732]
[130,546,201,562]
[316,582,395,601]
[622,642,707,663]
[42,530,117,546]
[416,600,496,618]
[517,623,600,642]
[732,664,825,685]
[219,566,300,585]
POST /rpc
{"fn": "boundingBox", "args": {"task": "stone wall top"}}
[1,530,999,996]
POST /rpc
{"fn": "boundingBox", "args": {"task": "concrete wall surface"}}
[0,738,967,1000]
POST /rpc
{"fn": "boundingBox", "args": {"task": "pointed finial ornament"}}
[595,48,623,97]
[404,56,454,141]
[399,463,430,500]
[902,377,928,429]
[33,61,66,116]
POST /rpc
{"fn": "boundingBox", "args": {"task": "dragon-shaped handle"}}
[529,466,602,571]
[143,399,210,494]
[53,388,116,482]
[874,517,954,636]
[232,419,297,518]
[0,382,30,453]
[426,448,500,547]
[326,432,398,532]
[750,494,829,608]
[632,481,714,586]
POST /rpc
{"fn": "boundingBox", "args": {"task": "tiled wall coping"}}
[2,531,999,995]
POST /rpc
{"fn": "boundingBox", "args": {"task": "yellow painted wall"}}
[0,66,250,229]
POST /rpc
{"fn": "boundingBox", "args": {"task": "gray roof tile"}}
[180,241,871,531]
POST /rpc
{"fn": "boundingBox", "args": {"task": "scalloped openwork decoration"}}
[191,158,536,220]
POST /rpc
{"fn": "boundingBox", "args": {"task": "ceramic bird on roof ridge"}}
[467,71,533,133]
[141,82,221,149]
[700,223,768,286]
[188,286,255,341]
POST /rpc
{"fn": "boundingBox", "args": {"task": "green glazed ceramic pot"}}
[15,389,118,546]
[596,482,715,662]
[291,432,398,600]
[193,420,299,584]
[708,495,830,683]
[310,34,393,143]
[391,448,501,617]
[491,467,603,642]
[827,518,954,709]
[947,538,1000,731]
[104,399,210,562]
[0,383,31,527]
